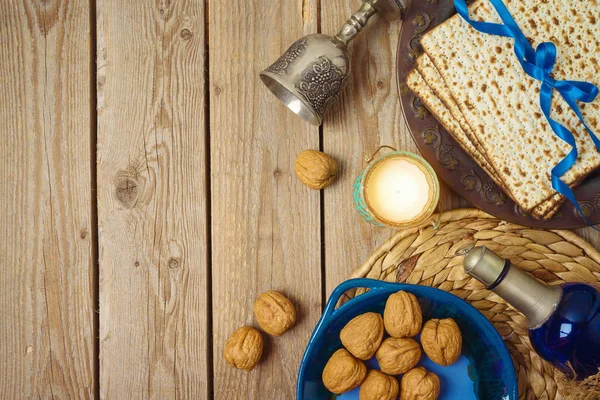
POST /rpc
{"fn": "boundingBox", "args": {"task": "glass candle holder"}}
[353,146,440,229]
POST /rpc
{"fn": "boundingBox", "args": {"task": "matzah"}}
[415,55,500,182]
[419,0,600,212]
[406,67,504,187]
[415,54,568,219]
[406,62,564,219]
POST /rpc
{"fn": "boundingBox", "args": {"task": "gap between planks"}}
[204,0,215,396]
[89,0,100,398]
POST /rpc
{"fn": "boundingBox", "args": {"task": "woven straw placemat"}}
[348,209,600,400]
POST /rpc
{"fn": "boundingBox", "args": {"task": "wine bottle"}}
[462,245,600,379]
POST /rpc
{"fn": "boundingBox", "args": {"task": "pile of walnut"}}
[322,290,463,400]
[223,291,296,371]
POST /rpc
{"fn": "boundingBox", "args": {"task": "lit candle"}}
[354,150,439,228]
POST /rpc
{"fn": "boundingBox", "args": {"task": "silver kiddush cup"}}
[260,0,407,126]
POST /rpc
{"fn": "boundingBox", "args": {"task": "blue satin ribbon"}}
[454,0,600,226]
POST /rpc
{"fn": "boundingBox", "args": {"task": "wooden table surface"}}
[1,1,599,399]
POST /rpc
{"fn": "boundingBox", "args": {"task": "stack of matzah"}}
[406,0,600,219]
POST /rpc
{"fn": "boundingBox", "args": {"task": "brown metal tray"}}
[396,0,600,228]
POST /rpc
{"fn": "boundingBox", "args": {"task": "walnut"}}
[223,326,263,371]
[383,290,422,338]
[340,312,384,360]
[295,150,338,189]
[421,318,462,366]
[359,369,399,400]
[322,349,367,394]
[400,367,440,400]
[375,337,422,375]
[253,290,296,336]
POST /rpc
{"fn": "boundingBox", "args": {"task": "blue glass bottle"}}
[463,246,600,379]
[529,283,600,379]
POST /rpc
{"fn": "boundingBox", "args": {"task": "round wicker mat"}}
[349,209,600,400]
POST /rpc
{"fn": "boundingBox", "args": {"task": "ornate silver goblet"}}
[260,0,407,126]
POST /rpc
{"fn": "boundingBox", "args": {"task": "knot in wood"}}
[180,29,193,40]
[168,258,180,269]
[115,178,139,208]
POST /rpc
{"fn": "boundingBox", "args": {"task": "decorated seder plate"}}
[396,0,600,228]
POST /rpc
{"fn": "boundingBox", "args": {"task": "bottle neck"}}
[492,263,562,329]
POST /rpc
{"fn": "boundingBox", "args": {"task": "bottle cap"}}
[462,245,506,288]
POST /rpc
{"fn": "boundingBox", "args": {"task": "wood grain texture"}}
[208,0,322,398]
[0,0,95,398]
[321,0,469,295]
[575,227,600,250]
[97,0,208,398]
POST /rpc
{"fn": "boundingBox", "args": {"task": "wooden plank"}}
[97,0,208,397]
[575,227,600,251]
[321,2,468,294]
[0,0,95,398]
[209,0,321,398]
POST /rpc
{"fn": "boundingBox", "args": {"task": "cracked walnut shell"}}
[340,312,384,360]
[253,290,296,336]
[375,337,421,375]
[383,290,422,338]
[295,150,338,189]
[359,369,399,400]
[223,326,263,371]
[322,349,367,394]
[400,367,440,400]
[421,318,462,366]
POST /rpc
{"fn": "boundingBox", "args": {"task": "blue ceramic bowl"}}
[297,279,517,399]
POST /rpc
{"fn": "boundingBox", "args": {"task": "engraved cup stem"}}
[335,2,377,45]
[260,0,404,125]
